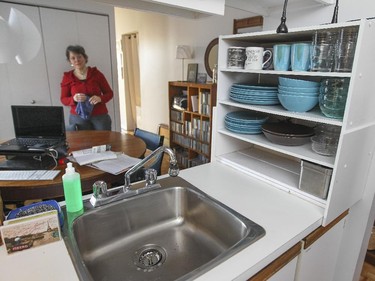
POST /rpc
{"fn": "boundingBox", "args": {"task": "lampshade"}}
[176,45,193,59]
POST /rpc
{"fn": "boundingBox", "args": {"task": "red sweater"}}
[60,67,113,116]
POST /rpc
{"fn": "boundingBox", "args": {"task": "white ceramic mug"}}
[244,47,272,70]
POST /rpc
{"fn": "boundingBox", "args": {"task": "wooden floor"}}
[361,262,375,281]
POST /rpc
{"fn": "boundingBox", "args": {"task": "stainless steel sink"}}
[62,176,265,281]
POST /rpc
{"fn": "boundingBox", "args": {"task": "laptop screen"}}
[11,105,66,139]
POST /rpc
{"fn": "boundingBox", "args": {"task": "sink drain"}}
[133,244,167,271]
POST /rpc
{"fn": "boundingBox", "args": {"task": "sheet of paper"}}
[90,154,141,175]
[71,150,117,166]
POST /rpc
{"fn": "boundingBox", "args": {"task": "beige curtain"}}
[121,33,141,130]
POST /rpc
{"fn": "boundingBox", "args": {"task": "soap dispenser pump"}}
[62,162,83,213]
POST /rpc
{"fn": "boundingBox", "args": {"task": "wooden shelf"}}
[168,81,216,169]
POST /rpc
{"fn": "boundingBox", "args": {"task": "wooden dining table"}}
[0,131,146,202]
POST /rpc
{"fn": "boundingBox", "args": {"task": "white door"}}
[40,8,116,129]
[0,3,50,141]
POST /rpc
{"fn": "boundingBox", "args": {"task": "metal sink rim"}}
[61,176,266,281]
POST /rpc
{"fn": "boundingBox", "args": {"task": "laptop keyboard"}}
[9,138,60,147]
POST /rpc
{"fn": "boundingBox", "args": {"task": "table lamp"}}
[176,45,192,81]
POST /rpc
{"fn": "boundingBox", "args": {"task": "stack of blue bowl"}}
[278,77,321,112]
[225,111,268,134]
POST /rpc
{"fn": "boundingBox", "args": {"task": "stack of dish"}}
[262,121,315,146]
[225,111,268,134]
[277,77,320,112]
[229,84,279,105]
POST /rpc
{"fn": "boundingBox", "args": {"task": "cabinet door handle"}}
[30,100,36,104]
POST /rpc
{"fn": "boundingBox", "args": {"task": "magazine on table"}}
[88,154,141,175]
[71,145,117,165]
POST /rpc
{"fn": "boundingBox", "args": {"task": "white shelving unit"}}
[213,19,375,226]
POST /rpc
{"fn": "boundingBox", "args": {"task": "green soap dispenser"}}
[62,162,83,213]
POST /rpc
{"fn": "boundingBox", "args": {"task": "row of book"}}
[190,91,211,115]
[171,121,211,143]
[172,133,210,155]
[170,109,183,122]
[200,91,211,116]
[184,119,211,142]
[175,148,209,168]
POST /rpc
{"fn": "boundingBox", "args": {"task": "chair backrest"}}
[134,128,165,176]
[134,128,164,151]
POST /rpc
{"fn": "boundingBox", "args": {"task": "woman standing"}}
[60,45,113,131]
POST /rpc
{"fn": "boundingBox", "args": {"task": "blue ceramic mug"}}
[291,43,311,71]
[273,44,291,71]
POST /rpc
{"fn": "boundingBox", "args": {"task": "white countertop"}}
[0,161,324,280]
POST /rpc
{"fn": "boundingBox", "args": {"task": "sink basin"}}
[62,176,265,281]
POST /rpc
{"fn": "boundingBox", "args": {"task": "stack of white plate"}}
[225,111,268,134]
[229,84,279,105]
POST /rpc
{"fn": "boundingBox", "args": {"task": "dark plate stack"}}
[262,122,315,146]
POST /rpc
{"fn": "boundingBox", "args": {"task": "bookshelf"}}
[168,81,217,169]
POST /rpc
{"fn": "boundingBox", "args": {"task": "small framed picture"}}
[197,73,207,84]
[187,63,198,82]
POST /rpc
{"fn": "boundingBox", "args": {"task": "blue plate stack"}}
[229,84,280,105]
[225,111,268,134]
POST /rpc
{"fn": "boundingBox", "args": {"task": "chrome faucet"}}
[89,146,179,208]
[124,146,179,191]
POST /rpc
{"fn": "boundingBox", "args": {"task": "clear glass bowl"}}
[311,135,339,156]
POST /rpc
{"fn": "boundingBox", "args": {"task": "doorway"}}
[120,32,141,132]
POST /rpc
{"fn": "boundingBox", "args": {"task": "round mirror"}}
[204,38,218,78]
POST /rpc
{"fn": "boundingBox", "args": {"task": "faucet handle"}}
[168,161,179,177]
[145,169,158,186]
[93,181,108,198]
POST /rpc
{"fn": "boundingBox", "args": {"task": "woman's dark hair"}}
[66,45,88,62]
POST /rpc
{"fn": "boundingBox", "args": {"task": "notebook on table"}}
[0,105,66,156]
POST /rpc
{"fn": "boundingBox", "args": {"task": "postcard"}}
[1,210,61,254]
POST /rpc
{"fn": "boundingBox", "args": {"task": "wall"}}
[114,6,255,132]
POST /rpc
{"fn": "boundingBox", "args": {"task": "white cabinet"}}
[295,216,346,281]
[214,19,375,226]
[268,257,298,281]
[0,3,117,141]
[0,3,50,140]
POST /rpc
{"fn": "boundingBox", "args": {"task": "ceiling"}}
[90,0,334,18]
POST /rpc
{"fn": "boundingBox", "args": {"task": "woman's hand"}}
[89,95,102,105]
[73,93,87,102]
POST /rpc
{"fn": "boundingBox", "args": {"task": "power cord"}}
[47,148,59,169]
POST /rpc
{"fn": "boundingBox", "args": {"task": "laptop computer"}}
[0,105,66,156]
